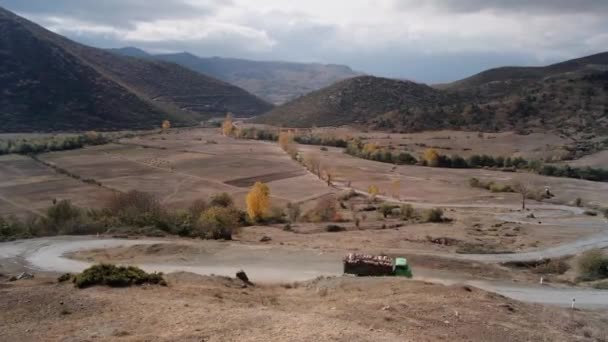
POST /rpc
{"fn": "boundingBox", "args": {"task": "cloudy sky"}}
[2,0,607,83]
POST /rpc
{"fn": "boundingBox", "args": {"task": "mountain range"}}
[109,47,361,105]
[0,6,272,132]
[256,53,608,135]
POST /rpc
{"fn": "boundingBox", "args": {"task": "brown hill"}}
[0,7,272,132]
[254,76,458,128]
[255,54,608,135]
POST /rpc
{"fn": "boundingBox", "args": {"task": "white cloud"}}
[5,0,608,82]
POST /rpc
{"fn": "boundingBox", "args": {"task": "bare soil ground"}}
[1,274,606,342]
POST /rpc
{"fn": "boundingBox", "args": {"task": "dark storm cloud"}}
[0,0,221,28]
[398,0,608,14]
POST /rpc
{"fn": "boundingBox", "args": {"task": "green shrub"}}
[0,215,32,241]
[422,208,445,223]
[188,199,208,219]
[578,249,608,281]
[73,264,166,288]
[209,193,234,208]
[197,206,241,240]
[105,191,166,228]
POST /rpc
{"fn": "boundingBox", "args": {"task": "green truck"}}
[343,253,413,278]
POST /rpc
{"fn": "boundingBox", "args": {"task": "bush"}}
[533,259,570,275]
[489,183,514,193]
[57,273,72,283]
[578,249,608,281]
[400,204,416,220]
[44,200,86,234]
[422,208,445,223]
[209,193,234,208]
[73,264,166,288]
[286,202,301,223]
[379,203,396,218]
[304,196,338,223]
[196,206,241,240]
[325,224,346,232]
[105,191,165,227]
[0,215,32,241]
[188,199,208,219]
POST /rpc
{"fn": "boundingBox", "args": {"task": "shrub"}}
[105,191,164,227]
[489,183,514,193]
[0,215,32,241]
[379,203,396,218]
[325,224,346,232]
[57,273,72,283]
[422,208,445,223]
[286,202,301,223]
[209,193,234,208]
[305,196,338,223]
[533,259,570,275]
[197,206,241,240]
[578,249,608,281]
[575,197,583,207]
[73,264,166,288]
[188,199,208,219]
[44,200,86,234]
[400,204,416,220]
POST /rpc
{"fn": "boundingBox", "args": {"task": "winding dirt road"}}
[2,236,607,309]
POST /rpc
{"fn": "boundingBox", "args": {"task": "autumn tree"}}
[246,182,270,221]
[161,120,171,130]
[368,185,379,199]
[423,148,440,167]
[222,113,235,136]
[279,131,298,159]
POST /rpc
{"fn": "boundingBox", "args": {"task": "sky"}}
[2,0,608,83]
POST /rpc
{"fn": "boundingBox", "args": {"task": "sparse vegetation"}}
[400,204,416,220]
[73,264,166,289]
[578,249,608,281]
[0,132,111,156]
[422,208,447,223]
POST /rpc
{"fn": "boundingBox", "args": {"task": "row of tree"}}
[0,131,110,156]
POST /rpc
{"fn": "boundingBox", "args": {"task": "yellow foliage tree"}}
[161,120,171,130]
[246,182,270,221]
[423,148,440,167]
[368,185,379,198]
[363,143,379,155]
[222,113,234,136]
[278,131,294,151]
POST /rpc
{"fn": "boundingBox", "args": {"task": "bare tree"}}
[512,181,531,210]
[305,152,322,179]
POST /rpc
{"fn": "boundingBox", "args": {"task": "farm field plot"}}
[297,144,608,207]
[0,128,333,217]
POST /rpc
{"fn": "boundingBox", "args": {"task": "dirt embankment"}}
[1,274,606,342]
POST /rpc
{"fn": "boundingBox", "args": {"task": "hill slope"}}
[256,54,608,135]
[254,76,458,128]
[111,48,361,105]
[0,7,272,132]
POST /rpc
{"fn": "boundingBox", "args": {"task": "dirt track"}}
[3,236,608,309]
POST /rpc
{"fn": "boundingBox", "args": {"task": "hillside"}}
[111,48,361,104]
[0,7,272,132]
[255,54,608,135]
[253,76,459,128]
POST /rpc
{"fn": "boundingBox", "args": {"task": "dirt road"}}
[2,236,607,309]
